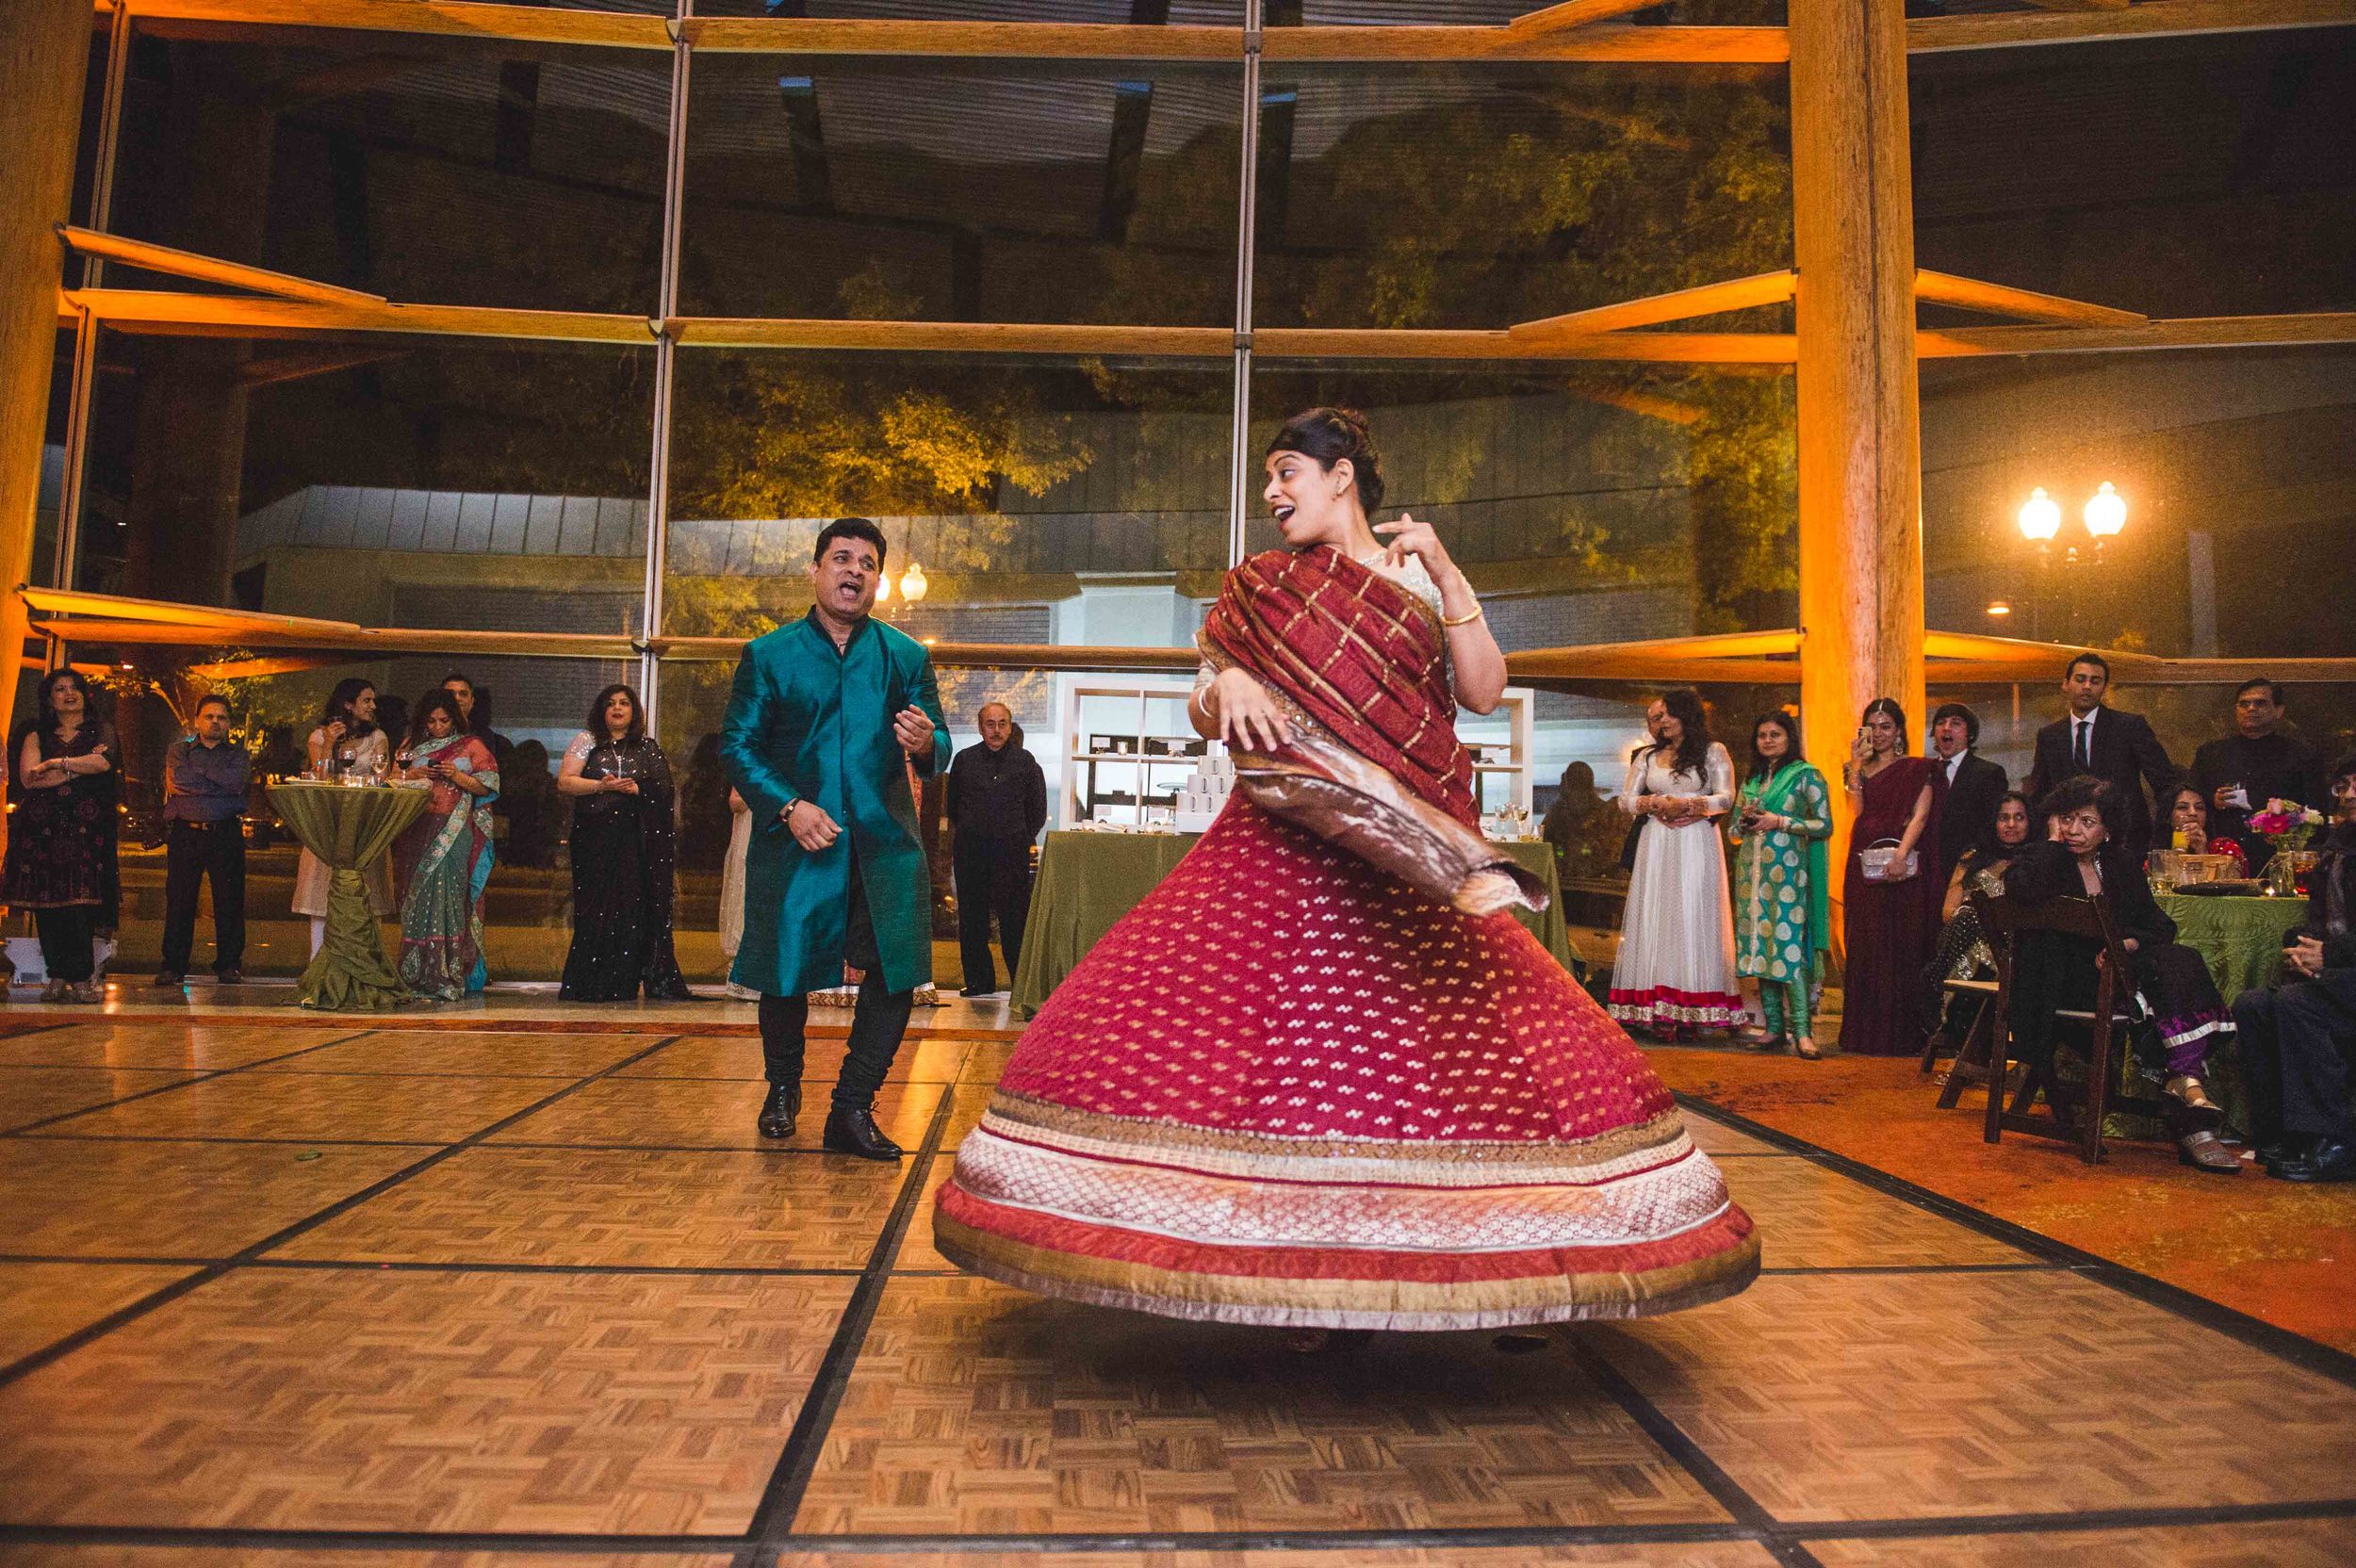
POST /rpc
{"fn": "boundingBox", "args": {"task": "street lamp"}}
[2083,481,2127,539]
[2017,487,2061,544]
[898,562,929,605]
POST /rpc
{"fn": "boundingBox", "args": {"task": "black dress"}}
[560,734,693,1002]
[3,721,122,982]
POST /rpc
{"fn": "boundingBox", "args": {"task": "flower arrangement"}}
[2248,798,2326,854]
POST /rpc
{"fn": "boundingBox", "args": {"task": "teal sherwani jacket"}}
[721,611,951,997]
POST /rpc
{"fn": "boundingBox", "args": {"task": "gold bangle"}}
[1440,604,1484,628]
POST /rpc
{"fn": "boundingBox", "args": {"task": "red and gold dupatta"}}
[1201,545,1544,916]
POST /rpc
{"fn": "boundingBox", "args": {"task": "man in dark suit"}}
[1928,701,2007,884]
[2023,651,2177,863]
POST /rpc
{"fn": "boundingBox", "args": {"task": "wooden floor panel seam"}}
[1673,1091,2356,1391]
[0,1033,681,1388]
[0,1025,384,1135]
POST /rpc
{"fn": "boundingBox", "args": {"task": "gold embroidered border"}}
[934,1214,1761,1331]
[984,1091,1692,1170]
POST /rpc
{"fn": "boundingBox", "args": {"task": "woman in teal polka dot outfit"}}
[1729,710,1834,1058]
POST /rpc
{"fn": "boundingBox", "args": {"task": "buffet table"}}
[1009,830,1574,1019]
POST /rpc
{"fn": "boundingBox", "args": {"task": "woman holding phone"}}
[1840,698,1940,1055]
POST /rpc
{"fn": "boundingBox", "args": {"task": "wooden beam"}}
[1908,0,2356,54]
[682,18,1236,61]
[1793,0,1923,908]
[237,342,403,387]
[1263,24,1788,64]
[1512,270,1795,337]
[669,318,1232,356]
[117,0,669,50]
[58,224,385,307]
[66,288,655,344]
[21,587,365,636]
[4,1,95,849]
[2019,0,2132,12]
[1921,312,2356,357]
[1255,327,1796,363]
[1913,269,2145,329]
[31,616,643,659]
[1509,1,1671,34]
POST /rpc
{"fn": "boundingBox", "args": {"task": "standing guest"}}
[4,670,119,1004]
[2234,756,2356,1183]
[155,694,250,988]
[2024,651,2176,866]
[441,671,515,858]
[723,516,950,1160]
[718,789,759,1001]
[945,700,1047,999]
[2188,678,2326,874]
[1540,760,1623,884]
[2006,776,2240,1174]
[1928,701,2008,885]
[1922,790,2035,1051]
[2160,784,2247,876]
[292,679,393,957]
[1609,690,1743,1037]
[1840,698,1940,1056]
[557,684,693,1003]
[391,692,499,1001]
[1729,710,1834,1059]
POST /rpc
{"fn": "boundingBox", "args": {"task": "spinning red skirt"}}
[933,797,1759,1330]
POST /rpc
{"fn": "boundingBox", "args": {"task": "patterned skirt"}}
[932,799,1759,1330]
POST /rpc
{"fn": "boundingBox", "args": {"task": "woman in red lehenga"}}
[934,408,1759,1330]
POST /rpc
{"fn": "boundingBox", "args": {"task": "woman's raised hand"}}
[1374,512,1452,577]
[1211,667,1291,754]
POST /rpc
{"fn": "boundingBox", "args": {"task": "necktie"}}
[2073,720,2090,771]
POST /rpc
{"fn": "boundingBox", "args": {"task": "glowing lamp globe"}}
[899,562,929,605]
[2017,487,2061,544]
[872,571,891,605]
[2083,482,2127,539]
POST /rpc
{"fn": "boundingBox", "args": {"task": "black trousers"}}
[160,819,246,975]
[954,834,1033,993]
[759,856,914,1108]
[34,906,98,983]
[2234,972,2356,1141]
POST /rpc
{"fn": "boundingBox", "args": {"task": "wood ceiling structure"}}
[25,0,2356,718]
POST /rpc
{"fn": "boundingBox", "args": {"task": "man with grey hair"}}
[945,699,1047,998]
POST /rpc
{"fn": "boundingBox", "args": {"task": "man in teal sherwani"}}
[723,516,950,1160]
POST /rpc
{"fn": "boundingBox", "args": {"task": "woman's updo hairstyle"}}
[1268,406,1384,514]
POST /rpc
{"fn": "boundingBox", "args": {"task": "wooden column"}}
[1790,0,1925,943]
[0,5,95,744]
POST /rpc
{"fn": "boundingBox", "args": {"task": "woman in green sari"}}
[1728,710,1833,1058]
[392,691,500,1000]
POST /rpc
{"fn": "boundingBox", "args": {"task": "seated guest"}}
[2233,755,2356,1183]
[2006,776,2240,1173]
[2159,784,2247,875]
[2188,678,2326,873]
[1921,790,2034,1045]
[1929,701,2008,886]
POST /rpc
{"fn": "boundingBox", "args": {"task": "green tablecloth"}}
[270,781,430,1012]
[2159,892,2306,1002]
[1009,830,1574,1020]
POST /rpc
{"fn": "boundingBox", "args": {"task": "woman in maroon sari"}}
[934,409,1758,1330]
[1839,698,1940,1055]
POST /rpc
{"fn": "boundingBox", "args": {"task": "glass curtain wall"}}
[44,3,1804,978]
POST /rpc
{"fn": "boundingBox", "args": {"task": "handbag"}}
[1857,837,1918,882]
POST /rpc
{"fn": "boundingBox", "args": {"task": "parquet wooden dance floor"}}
[2,1011,2353,1568]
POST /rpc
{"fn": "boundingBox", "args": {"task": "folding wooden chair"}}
[1927,972,1999,1108]
[1971,885,2167,1165]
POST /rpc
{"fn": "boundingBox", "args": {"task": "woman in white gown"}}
[1609,688,1743,1037]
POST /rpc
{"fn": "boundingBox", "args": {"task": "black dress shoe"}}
[755,1083,802,1140]
[2273,1139,2356,1184]
[151,971,185,988]
[822,1105,904,1161]
[214,969,244,986]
